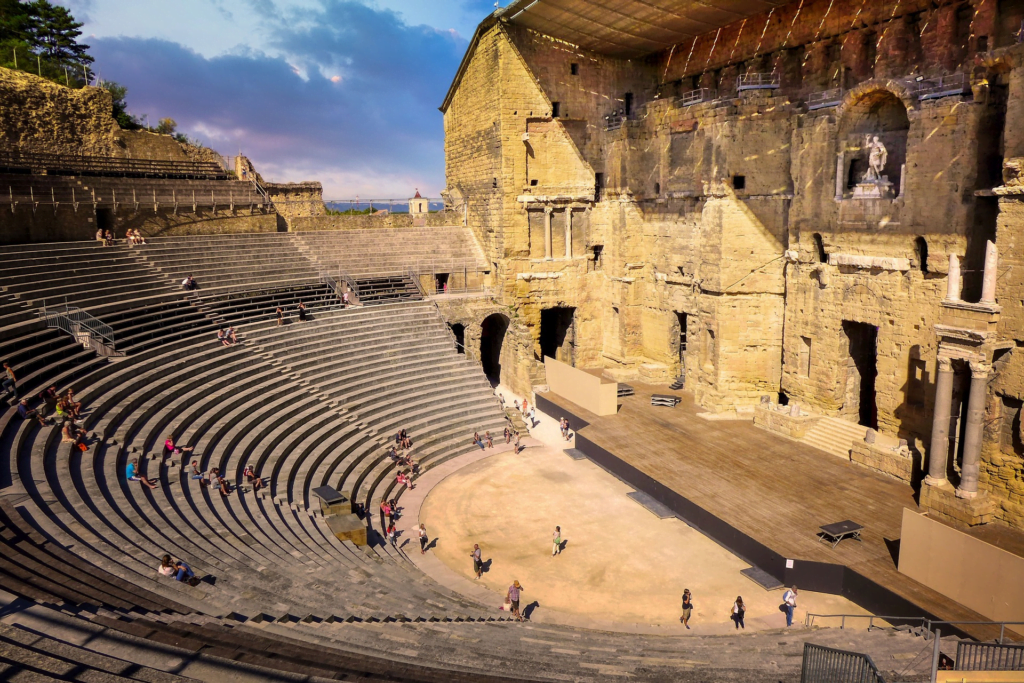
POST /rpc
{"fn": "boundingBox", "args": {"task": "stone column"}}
[835,152,845,200]
[957,361,990,499]
[926,356,954,485]
[946,254,961,301]
[981,240,998,304]
[544,207,553,260]
[564,208,572,259]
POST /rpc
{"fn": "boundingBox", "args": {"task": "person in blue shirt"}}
[126,458,158,489]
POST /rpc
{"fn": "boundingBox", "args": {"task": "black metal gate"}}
[956,642,1024,671]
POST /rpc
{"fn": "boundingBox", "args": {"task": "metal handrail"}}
[679,88,717,107]
[804,613,1024,643]
[39,303,121,356]
[737,72,780,91]
[807,87,843,110]
[800,643,885,683]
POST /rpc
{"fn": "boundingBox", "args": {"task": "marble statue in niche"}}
[851,134,895,199]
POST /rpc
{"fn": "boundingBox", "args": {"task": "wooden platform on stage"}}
[540,383,1024,642]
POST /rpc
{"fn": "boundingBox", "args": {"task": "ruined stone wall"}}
[288,212,460,231]
[119,130,190,161]
[0,67,120,156]
[267,182,325,219]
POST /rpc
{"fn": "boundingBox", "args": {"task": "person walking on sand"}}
[418,524,428,554]
[732,596,745,629]
[680,588,693,629]
[782,585,798,627]
[471,544,483,578]
[552,526,562,557]
[507,580,524,621]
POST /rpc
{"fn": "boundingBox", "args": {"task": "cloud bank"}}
[88,0,471,197]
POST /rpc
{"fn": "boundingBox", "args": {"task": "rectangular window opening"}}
[570,63,579,75]
[732,175,746,190]
[551,101,560,118]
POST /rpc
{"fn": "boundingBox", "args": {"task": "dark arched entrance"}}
[480,313,509,384]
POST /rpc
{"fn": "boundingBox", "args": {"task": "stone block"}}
[753,403,821,438]
[849,441,916,483]
[325,513,368,546]
[921,482,996,527]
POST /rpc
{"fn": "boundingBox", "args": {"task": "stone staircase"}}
[800,416,869,459]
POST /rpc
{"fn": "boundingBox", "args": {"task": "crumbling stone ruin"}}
[441,0,1024,530]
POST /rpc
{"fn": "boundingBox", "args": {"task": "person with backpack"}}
[731,596,746,629]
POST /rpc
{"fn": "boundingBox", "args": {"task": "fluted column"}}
[544,207,553,260]
[926,357,954,485]
[957,361,990,499]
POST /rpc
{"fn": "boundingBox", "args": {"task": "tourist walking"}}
[418,524,428,554]
[297,301,308,322]
[514,431,521,454]
[507,580,524,621]
[732,596,745,629]
[471,543,483,578]
[504,426,511,444]
[552,526,561,557]
[680,588,693,629]
[386,522,397,547]
[276,307,284,326]
[2,362,18,400]
[782,586,798,627]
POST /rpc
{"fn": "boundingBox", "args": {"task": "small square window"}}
[530,179,538,186]
[732,175,746,190]
[977,35,989,52]
[570,63,579,75]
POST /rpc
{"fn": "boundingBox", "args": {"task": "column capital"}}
[937,356,953,372]
[543,206,554,215]
[969,360,991,378]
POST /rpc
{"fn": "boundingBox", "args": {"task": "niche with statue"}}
[836,89,910,200]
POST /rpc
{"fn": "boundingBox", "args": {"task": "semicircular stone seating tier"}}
[0,236,937,682]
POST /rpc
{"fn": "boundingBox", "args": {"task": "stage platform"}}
[538,383,1024,642]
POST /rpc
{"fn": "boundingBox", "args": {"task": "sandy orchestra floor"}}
[420,440,873,629]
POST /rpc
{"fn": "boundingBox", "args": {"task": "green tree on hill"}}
[0,0,92,85]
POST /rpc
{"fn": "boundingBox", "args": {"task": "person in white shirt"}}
[782,586,798,627]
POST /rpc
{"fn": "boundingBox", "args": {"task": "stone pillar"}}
[926,357,954,485]
[564,208,572,259]
[957,361,990,499]
[981,240,998,304]
[835,152,845,200]
[543,207,553,260]
[946,254,961,301]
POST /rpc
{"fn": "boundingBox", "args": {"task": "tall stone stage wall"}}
[442,0,1024,529]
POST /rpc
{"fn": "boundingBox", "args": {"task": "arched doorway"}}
[480,313,509,385]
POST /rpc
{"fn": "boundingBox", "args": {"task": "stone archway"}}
[480,313,510,385]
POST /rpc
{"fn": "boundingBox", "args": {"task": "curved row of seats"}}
[0,233,941,681]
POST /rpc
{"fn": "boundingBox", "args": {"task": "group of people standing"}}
[679,585,798,630]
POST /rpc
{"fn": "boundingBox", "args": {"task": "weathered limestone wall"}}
[267,182,325,219]
[0,68,120,156]
[442,0,1024,527]
[119,130,190,161]
[288,212,460,231]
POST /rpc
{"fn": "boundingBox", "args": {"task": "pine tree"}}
[25,0,91,67]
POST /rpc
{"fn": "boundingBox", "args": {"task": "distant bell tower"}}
[409,189,428,215]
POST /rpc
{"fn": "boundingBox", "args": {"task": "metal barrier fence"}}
[800,643,886,683]
[956,641,1024,671]
[808,87,844,110]
[804,613,1024,644]
[39,304,121,357]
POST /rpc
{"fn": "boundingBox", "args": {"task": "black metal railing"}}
[801,643,886,683]
[956,641,1024,671]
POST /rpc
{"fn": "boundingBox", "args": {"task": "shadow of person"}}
[522,601,540,620]
[481,558,493,573]
[558,539,568,553]
[399,538,410,550]
[426,537,438,551]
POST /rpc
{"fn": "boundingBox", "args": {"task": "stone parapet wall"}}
[267,182,324,219]
[289,212,459,231]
